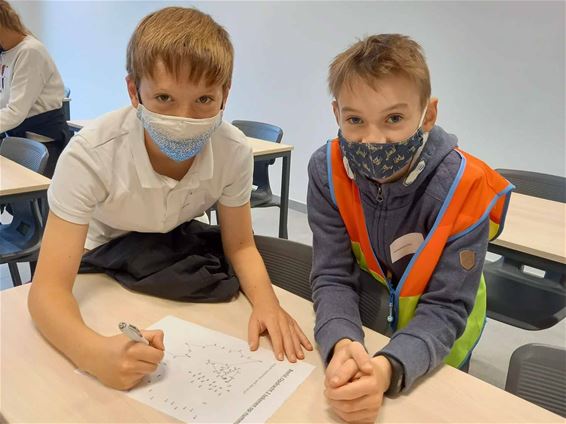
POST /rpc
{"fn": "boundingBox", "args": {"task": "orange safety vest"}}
[327,138,514,367]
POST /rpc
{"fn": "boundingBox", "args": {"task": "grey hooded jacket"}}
[307,126,489,390]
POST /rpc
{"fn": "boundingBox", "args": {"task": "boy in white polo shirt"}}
[28,6,312,390]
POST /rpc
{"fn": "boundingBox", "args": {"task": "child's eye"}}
[155,94,172,103]
[386,114,403,124]
[346,117,363,125]
[197,96,213,104]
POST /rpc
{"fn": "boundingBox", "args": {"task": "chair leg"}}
[8,262,23,286]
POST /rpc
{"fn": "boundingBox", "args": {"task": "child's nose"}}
[361,127,386,144]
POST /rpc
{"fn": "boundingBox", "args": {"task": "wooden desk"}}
[490,192,566,270]
[0,274,560,423]
[0,156,51,204]
[67,120,294,239]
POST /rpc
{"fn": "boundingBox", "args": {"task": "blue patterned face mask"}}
[136,104,222,162]
[339,109,428,181]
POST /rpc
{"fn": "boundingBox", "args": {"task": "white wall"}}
[15,1,565,204]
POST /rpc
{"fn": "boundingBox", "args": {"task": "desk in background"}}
[490,192,565,274]
[486,191,566,329]
[0,273,561,423]
[67,120,293,239]
[0,156,51,204]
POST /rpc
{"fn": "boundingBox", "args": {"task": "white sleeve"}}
[47,135,108,224]
[0,48,47,132]
[218,142,253,207]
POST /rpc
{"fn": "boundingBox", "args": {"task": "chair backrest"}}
[505,343,566,417]
[254,235,390,335]
[254,235,312,301]
[0,137,49,174]
[232,120,284,144]
[497,169,566,203]
[0,137,49,255]
[232,120,284,190]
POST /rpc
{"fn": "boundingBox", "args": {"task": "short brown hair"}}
[329,34,431,108]
[126,7,233,89]
[0,0,28,35]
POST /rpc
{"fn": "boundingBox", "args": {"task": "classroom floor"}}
[1,207,564,391]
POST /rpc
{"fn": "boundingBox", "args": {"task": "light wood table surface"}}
[0,156,51,203]
[492,192,566,265]
[0,274,561,423]
[0,156,51,199]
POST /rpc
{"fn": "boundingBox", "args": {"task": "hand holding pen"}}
[79,321,165,390]
[119,322,150,345]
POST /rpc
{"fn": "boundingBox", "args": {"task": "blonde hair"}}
[329,34,431,108]
[0,0,28,35]
[126,7,233,89]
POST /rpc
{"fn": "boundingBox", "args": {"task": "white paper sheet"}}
[126,315,314,423]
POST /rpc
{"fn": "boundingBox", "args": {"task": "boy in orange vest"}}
[307,34,512,423]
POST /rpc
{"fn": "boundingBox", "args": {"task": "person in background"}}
[0,0,69,177]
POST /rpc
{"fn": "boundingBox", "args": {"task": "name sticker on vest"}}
[390,233,424,263]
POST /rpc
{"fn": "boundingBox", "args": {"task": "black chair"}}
[62,86,71,121]
[254,235,389,335]
[505,343,566,417]
[484,169,566,330]
[0,137,49,285]
[232,120,283,209]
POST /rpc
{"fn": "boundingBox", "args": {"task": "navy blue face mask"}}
[339,109,428,181]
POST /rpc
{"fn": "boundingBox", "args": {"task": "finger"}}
[289,323,304,360]
[328,393,377,414]
[119,373,145,391]
[266,320,285,361]
[129,373,146,388]
[131,360,159,375]
[248,317,261,351]
[141,330,165,351]
[129,343,165,364]
[293,321,314,351]
[334,407,377,424]
[325,375,377,401]
[293,321,313,351]
[278,317,297,362]
[326,347,350,380]
[327,358,360,388]
[349,343,373,374]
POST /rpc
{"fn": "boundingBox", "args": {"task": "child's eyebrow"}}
[381,102,409,113]
[341,106,362,113]
[151,87,173,93]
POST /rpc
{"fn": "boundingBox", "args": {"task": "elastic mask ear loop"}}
[403,104,430,186]
[136,87,143,106]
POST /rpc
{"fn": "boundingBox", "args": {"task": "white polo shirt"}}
[0,35,65,133]
[48,106,253,250]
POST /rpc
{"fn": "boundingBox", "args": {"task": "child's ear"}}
[126,75,140,108]
[423,97,438,132]
[332,100,341,127]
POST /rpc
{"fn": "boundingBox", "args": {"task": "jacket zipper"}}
[376,184,384,203]
[375,183,394,327]
[387,280,395,327]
